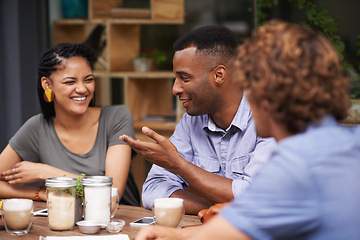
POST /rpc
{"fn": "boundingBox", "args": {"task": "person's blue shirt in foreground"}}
[221,116,360,240]
[142,94,276,209]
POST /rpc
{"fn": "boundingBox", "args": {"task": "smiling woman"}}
[0,43,140,207]
[42,56,95,121]
[38,43,96,120]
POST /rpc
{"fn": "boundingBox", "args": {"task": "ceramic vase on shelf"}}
[133,57,153,72]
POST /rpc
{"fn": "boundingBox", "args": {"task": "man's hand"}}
[136,225,195,240]
[119,126,184,171]
[136,216,250,240]
[121,127,234,209]
[171,189,212,215]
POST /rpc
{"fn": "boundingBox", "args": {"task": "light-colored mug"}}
[111,187,119,218]
[1,199,33,235]
[153,198,184,228]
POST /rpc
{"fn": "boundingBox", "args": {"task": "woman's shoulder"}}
[99,105,133,123]
[22,113,48,128]
[10,113,49,144]
[100,105,131,116]
[96,105,134,135]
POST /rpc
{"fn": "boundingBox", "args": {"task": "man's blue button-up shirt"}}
[142,94,276,209]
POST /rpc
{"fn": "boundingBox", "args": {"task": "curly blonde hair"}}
[236,20,350,133]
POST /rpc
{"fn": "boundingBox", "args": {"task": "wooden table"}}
[0,201,201,240]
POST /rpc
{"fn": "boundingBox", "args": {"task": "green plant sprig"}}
[76,173,85,199]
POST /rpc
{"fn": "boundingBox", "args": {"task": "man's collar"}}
[203,92,252,132]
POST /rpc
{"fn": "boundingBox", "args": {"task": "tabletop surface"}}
[0,201,201,240]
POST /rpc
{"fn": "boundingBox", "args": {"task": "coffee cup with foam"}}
[153,198,184,228]
[2,199,33,235]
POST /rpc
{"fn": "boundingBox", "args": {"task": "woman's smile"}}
[71,96,87,102]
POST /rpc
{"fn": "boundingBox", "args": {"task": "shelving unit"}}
[53,0,185,130]
[93,71,176,125]
[52,0,185,199]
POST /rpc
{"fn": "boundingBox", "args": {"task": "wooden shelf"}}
[93,71,177,123]
[134,120,176,131]
[55,18,184,25]
[89,0,184,23]
[93,70,175,79]
[54,19,88,25]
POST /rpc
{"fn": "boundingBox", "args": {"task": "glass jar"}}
[45,177,77,231]
[81,176,113,225]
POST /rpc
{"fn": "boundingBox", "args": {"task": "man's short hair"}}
[236,20,350,133]
[173,25,238,59]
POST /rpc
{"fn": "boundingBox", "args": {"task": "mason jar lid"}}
[45,177,77,188]
[81,176,113,187]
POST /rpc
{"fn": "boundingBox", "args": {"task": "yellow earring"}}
[43,89,54,103]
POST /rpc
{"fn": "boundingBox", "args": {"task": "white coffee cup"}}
[111,188,119,218]
[153,198,184,228]
[2,199,33,235]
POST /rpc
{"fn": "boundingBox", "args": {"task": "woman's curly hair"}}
[236,20,350,134]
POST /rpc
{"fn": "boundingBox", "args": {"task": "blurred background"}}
[1,0,359,151]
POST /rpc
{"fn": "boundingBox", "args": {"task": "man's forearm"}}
[186,215,251,240]
[170,189,213,215]
[170,158,234,204]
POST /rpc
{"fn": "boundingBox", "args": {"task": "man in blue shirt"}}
[120,26,275,214]
[135,21,360,239]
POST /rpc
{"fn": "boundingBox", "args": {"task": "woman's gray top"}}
[9,105,140,206]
